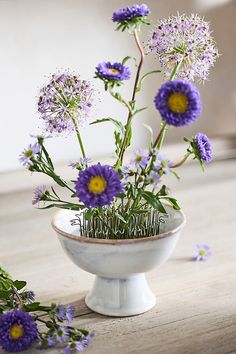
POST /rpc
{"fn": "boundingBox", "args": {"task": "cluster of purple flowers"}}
[148,13,219,82]
[38,73,94,134]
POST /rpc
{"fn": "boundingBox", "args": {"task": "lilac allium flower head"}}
[154,80,201,127]
[0,310,38,352]
[19,143,40,167]
[147,13,219,82]
[131,149,150,169]
[112,4,150,23]
[193,244,211,261]
[194,133,213,163]
[96,62,131,81]
[55,305,75,324]
[75,164,122,208]
[155,153,171,175]
[32,185,47,205]
[38,73,94,134]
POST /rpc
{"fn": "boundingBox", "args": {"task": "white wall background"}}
[1,0,236,172]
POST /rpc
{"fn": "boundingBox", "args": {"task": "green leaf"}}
[39,203,85,211]
[142,191,167,213]
[90,118,125,137]
[13,280,27,291]
[136,70,161,93]
[157,185,168,197]
[0,289,11,300]
[143,123,153,145]
[41,145,54,170]
[24,302,41,311]
[115,213,127,224]
[161,197,181,210]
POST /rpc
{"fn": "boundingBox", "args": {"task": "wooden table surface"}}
[1,159,236,354]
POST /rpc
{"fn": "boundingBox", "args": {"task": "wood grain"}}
[0,159,236,354]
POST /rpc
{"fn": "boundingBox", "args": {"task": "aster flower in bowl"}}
[19,4,219,317]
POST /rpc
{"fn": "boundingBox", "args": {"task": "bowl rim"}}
[51,207,186,245]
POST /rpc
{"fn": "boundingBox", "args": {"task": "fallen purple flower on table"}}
[193,244,211,261]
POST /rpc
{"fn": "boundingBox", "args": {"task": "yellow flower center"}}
[9,325,24,340]
[25,149,33,158]
[108,68,120,74]
[88,176,107,195]
[168,93,188,113]
[199,249,206,256]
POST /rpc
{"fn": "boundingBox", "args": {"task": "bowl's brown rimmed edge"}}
[51,208,186,245]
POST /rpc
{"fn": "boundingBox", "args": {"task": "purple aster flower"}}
[194,133,213,163]
[21,290,35,303]
[154,80,201,127]
[36,335,56,350]
[155,153,171,175]
[75,164,122,208]
[0,310,38,352]
[19,143,40,167]
[55,305,75,324]
[38,73,94,134]
[131,149,150,169]
[68,157,92,170]
[96,62,131,81]
[32,185,47,205]
[112,4,150,23]
[53,326,69,344]
[147,170,160,187]
[193,244,211,261]
[63,340,86,354]
[147,13,219,82]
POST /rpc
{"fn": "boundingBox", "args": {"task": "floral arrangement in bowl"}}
[20,4,218,240]
[18,3,219,317]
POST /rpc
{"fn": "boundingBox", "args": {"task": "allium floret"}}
[148,13,219,82]
[38,73,94,134]
[75,164,122,208]
[154,80,202,127]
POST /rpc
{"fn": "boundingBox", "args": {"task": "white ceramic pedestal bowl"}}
[52,206,186,317]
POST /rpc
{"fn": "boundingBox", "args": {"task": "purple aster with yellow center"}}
[32,185,47,205]
[0,310,37,352]
[194,133,213,163]
[19,143,40,167]
[96,62,131,81]
[38,73,94,134]
[193,244,211,261]
[154,80,202,127]
[75,164,122,208]
[112,4,150,23]
[36,335,56,350]
[54,304,75,324]
[147,13,219,82]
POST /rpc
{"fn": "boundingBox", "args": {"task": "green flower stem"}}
[152,61,182,151]
[152,122,167,150]
[171,151,192,168]
[116,29,145,168]
[71,115,86,158]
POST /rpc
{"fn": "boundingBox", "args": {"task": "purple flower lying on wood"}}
[112,4,150,23]
[38,73,94,134]
[0,310,37,352]
[96,62,131,81]
[148,13,219,82]
[193,244,211,261]
[75,164,122,208]
[154,80,201,127]
[194,133,213,163]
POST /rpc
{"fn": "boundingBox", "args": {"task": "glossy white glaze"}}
[52,206,186,316]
